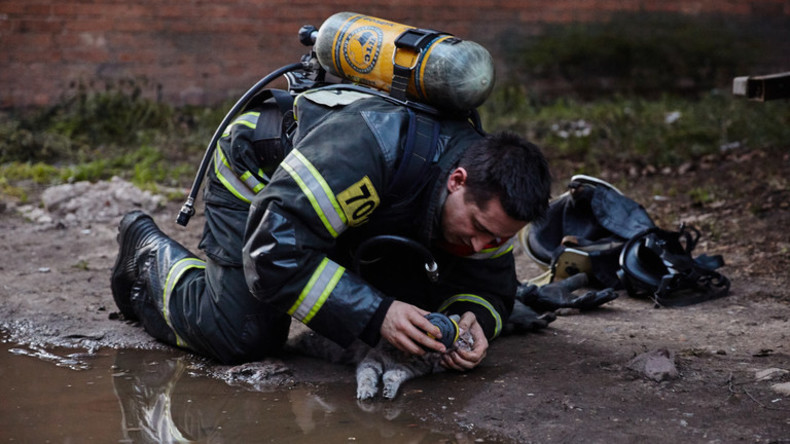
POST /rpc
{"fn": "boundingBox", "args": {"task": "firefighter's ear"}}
[447,167,468,193]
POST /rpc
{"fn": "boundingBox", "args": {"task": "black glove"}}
[503,299,557,335]
[517,273,618,312]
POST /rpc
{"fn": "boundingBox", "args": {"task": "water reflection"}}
[110,349,466,443]
[1,339,471,443]
[9,343,94,370]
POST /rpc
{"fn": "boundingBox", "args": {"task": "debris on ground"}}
[755,367,789,381]
[16,176,165,227]
[771,382,790,396]
[2,148,789,442]
[626,348,679,382]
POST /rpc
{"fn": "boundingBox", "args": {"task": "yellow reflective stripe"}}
[211,110,273,204]
[466,237,515,260]
[214,111,267,202]
[281,149,347,238]
[162,258,206,348]
[288,258,345,324]
[240,170,267,193]
[213,148,257,203]
[438,294,503,339]
[222,111,260,137]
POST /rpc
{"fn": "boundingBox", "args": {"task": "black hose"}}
[176,62,306,226]
[353,234,439,282]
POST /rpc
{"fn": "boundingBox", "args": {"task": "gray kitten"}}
[287,316,473,400]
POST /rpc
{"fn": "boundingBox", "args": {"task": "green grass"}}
[479,88,790,174]
[0,80,226,201]
[1,80,788,203]
[510,12,770,98]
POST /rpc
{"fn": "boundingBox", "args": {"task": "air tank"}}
[314,12,495,112]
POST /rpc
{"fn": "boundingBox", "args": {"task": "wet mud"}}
[2,151,790,443]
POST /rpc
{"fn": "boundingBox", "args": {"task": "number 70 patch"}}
[338,176,380,227]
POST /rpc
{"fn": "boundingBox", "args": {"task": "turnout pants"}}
[133,174,291,364]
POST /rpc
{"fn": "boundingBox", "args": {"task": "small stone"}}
[771,382,790,396]
[755,368,789,381]
[627,348,679,382]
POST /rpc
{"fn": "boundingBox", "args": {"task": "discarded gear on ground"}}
[519,175,730,307]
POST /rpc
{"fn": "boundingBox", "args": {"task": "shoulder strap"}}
[385,107,440,201]
[251,89,294,142]
[391,29,443,101]
[245,89,295,168]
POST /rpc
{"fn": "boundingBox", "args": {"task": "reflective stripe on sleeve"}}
[213,111,268,203]
[466,237,515,260]
[280,149,348,238]
[288,257,345,324]
[213,148,264,204]
[162,258,207,348]
[223,112,260,136]
[240,170,268,193]
[438,294,503,339]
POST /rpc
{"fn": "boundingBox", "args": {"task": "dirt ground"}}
[1,148,789,443]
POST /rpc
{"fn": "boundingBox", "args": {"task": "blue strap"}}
[386,108,440,200]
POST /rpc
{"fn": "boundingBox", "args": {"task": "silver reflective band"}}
[214,111,267,203]
[213,148,262,203]
[223,112,260,136]
[281,149,347,238]
[438,294,503,338]
[162,258,206,348]
[288,258,345,324]
[466,237,515,260]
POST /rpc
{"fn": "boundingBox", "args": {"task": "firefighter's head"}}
[440,132,551,252]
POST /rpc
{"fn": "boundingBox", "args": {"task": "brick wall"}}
[1,0,788,108]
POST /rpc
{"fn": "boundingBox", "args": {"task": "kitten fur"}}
[287,319,473,400]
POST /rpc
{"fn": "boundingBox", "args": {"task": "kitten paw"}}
[382,369,409,399]
[356,366,381,400]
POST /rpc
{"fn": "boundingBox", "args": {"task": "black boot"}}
[111,211,168,320]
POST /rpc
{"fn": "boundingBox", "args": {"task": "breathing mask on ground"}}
[519,175,730,307]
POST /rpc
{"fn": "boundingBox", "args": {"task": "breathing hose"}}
[352,234,439,283]
[176,62,306,227]
[353,234,460,348]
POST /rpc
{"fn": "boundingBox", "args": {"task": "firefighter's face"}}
[440,167,526,252]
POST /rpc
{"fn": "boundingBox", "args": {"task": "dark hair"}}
[458,131,551,222]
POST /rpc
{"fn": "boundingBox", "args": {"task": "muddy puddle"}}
[0,337,477,443]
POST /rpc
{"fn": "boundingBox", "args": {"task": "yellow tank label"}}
[342,26,383,74]
[330,14,418,92]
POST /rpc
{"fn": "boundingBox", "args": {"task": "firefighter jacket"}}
[241,88,518,349]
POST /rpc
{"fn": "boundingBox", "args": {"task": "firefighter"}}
[110,87,552,368]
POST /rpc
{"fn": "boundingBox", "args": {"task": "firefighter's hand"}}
[441,312,488,371]
[381,300,446,356]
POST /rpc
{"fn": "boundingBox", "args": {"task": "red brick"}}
[2,32,53,47]
[51,3,81,17]
[0,1,42,16]
[17,18,65,33]
[64,18,115,32]
[17,3,52,15]
[62,47,111,63]
[1,0,789,108]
